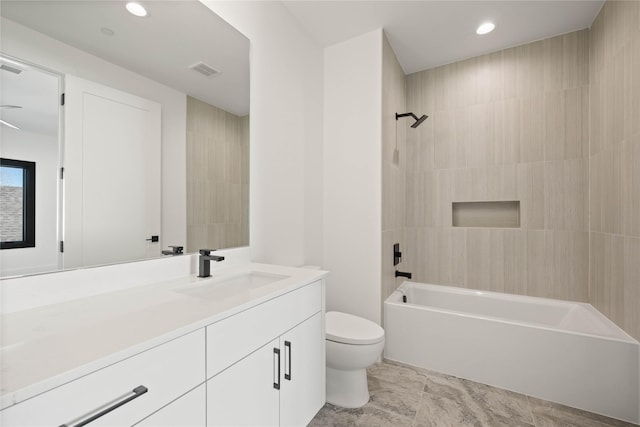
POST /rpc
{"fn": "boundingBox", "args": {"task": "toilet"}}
[325,311,385,408]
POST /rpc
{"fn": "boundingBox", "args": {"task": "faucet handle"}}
[199,249,216,256]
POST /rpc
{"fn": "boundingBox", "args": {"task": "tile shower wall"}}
[404,30,590,302]
[589,1,640,340]
[382,33,407,307]
[186,96,249,252]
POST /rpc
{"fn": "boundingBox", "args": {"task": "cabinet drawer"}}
[136,384,205,427]
[1,329,205,427]
[206,281,321,378]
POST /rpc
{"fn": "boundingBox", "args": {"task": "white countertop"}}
[0,263,327,409]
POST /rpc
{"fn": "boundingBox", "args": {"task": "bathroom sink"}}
[173,271,290,300]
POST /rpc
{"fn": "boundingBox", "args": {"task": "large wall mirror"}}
[0,1,249,278]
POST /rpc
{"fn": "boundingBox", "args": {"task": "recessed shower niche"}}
[452,201,520,228]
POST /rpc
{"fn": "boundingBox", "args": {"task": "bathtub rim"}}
[385,281,637,344]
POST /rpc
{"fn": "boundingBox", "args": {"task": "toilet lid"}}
[325,311,385,345]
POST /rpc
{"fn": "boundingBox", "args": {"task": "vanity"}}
[0,255,327,426]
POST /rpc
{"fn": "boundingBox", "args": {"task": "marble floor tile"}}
[529,397,636,427]
[367,374,423,419]
[307,403,362,427]
[309,361,636,427]
[368,361,428,392]
[421,371,533,425]
[413,392,534,427]
[355,406,414,427]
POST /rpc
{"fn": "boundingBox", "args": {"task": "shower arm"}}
[395,112,419,121]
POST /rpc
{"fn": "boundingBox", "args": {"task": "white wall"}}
[0,17,187,251]
[202,1,325,267]
[0,128,59,276]
[323,29,383,324]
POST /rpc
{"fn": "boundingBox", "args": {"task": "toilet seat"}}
[326,311,385,345]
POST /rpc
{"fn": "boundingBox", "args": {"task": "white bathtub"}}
[384,281,640,424]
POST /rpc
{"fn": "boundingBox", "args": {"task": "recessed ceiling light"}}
[126,2,147,17]
[476,22,495,35]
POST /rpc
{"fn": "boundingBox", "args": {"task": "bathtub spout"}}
[395,270,412,279]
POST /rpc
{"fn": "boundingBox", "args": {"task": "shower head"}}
[411,114,428,128]
[396,112,428,128]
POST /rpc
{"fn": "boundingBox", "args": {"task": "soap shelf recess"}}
[452,201,520,228]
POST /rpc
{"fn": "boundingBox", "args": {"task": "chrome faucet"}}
[198,249,225,278]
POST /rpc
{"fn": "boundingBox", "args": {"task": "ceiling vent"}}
[189,61,220,77]
[1,64,22,74]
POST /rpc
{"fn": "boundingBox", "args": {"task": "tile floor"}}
[309,360,637,427]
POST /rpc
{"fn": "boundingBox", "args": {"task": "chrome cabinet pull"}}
[59,385,148,427]
[273,347,281,390]
[284,341,292,381]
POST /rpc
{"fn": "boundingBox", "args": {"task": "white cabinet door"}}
[64,75,161,269]
[136,384,205,427]
[207,338,279,426]
[279,313,324,427]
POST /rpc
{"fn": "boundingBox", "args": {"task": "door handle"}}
[273,347,281,390]
[59,385,148,427]
[146,235,159,242]
[284,341,292,381]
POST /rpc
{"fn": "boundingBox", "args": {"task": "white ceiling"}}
[1,1,250,116]
[0,0,605,134]
[1,60,60,136]
[282,0,605,74]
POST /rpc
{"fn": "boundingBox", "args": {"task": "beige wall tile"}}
[613,50,625,145]
[502,47,517,99]
[452,228,467,287]
[489,229,506,293]
[526,230,546,298]
[437,229,453,286]
[381,32,408,319]
[589,151,602,232]
[456,57,478,107]
[631,134,640,237]
[632,34,640,137]
[467,104,495,167]
[544,90,565,161]
[589,232,605,310]
[435,170,453,227]
[608,235,626,327]
[423,227,440,284]
[589,0,640,341]
[544,35,563,92]
[544,160,565,230]
[397,25,640,337]
[623,237,640,339]
[466,228,491,291]
[589,76,603,156]
[186,96,249,252]
[520,95,544,163]
[433,109,456,169]
[503,229,528,295]
[515,40,544,97]
[434,62,457,111]
[469,168,489,201]
[382,229,406,304]
[477,51,504,104]
[563,157,588,232]
[517,162,545,230]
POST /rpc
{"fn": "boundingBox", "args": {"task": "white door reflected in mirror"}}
[64,76,161,269]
